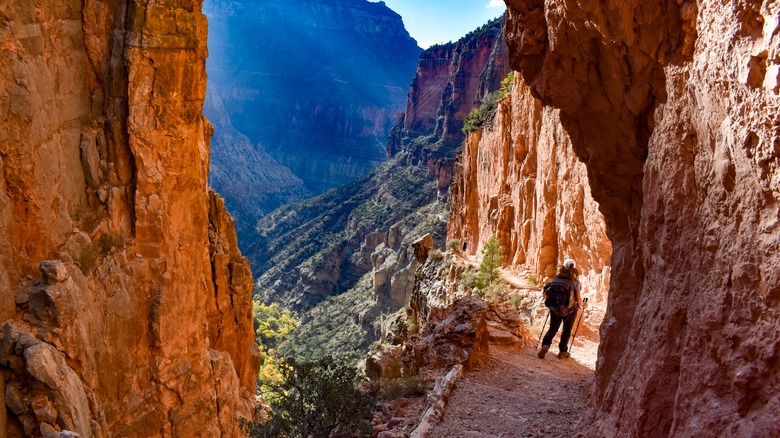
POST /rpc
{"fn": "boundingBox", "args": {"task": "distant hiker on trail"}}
[538,259,586,359]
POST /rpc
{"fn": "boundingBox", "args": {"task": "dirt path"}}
[425,256,602,437]
[427,337,598,437]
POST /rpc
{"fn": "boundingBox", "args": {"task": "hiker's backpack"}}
[543,278,575,317]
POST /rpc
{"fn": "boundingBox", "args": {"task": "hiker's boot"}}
[538,346,549,359]
[558,351,571,359]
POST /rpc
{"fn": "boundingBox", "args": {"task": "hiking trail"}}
[427,321,599,437]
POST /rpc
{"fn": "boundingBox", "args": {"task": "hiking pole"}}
[569,298,588,352]
[536,311,550,349]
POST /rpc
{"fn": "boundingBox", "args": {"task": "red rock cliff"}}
[385,17,510,200]
[0,1,260,436]
[448,74,612,297]
[505,0,779,435]
[387,17,510,160]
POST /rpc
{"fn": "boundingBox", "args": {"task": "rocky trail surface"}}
[428,334,598,437]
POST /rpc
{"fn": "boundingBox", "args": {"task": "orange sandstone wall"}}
[0,0,260,436]
[505,0,779,435]
[448,75,612,296]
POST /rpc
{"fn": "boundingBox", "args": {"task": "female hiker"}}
[538,258,586,359]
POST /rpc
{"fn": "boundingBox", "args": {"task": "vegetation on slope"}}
[249,155,439,310]
[241,356,374,438]
[247,155,446,362]
[463,71,514,134]
[277,201,447,362]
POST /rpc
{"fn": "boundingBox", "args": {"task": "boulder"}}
[39,261,69,285]
[412,234,434,264]
[403,297,490,373]
[486,302,533,345]
[5,384,27,415]
[31,395,57,424]
[366,345,403,379]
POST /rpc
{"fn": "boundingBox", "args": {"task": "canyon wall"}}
[204,0,421,193]
[448,74,612,299]
[0,0,259,436]
[251,18,513,308]
[504,0,779,435]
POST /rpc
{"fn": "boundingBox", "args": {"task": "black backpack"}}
[543,279,574,317]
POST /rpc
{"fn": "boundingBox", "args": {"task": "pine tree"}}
[476,233,503,290]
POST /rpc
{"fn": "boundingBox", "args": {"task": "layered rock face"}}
[448,74,612,297]
[0,1,259,436]
[504,0,779,435]
[204,0,421,193]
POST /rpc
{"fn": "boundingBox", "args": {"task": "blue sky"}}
[378,0,506,48]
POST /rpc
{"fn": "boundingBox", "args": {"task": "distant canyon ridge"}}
[204,0,422,240]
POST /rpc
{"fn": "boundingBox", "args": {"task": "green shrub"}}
[447,239,462,253]
[253,301,298,397]
[459,234,505,299]
[483,282,509,303]
[77,244,98,273]
[429,249,444,261]
[499,71,514,98]
[404,314,418,334]
[462,71,514,134]
[463,93,501,134]
[462,108,483,134]
[379,376,428,400]
[77,233,124,274]
[254,302,297,353]
[510,294,523,311]
[528,275,539,286]
[459,268,479,292]
[241,357,374,438]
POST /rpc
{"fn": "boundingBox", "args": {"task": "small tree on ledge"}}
[476,233,504,291]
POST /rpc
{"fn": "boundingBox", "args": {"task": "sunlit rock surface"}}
[0,1,259,435]
[448,74,612,297]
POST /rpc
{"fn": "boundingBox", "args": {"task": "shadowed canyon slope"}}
[0,1,259,436]
[204,86,312,239]
[504,0,779,435]
[204,0,421,195]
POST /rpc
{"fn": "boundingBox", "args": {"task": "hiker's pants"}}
[542,309,579,352]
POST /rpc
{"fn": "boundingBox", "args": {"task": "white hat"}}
[563,258,575,269]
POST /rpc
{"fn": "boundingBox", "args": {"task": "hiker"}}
[538,258,586,359]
